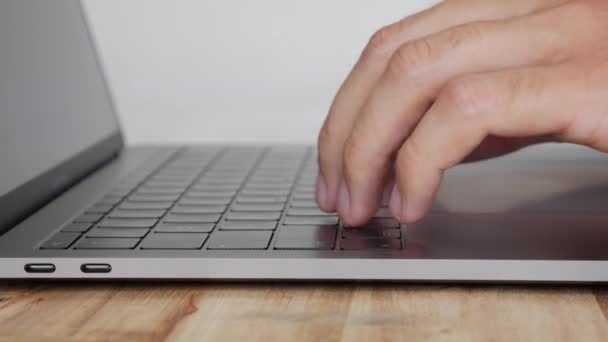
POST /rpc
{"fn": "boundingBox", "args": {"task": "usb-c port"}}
[80,263,111,273]
[24,263,56,273]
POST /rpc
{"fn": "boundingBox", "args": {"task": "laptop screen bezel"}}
[0,1,125,235]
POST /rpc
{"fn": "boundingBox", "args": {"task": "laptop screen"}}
[0,1,122,232]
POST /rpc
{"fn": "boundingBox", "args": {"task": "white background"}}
[83,0,438,144]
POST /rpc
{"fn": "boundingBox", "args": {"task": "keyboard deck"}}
[40,146,403,251]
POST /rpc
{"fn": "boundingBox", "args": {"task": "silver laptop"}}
[2,0,608,282]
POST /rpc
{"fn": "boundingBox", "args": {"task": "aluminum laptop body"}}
[2,0,608,282]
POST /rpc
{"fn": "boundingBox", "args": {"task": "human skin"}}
[315,0,608,226]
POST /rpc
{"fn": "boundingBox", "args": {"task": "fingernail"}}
[337,180,351,218]
[315,174,328,208]
[388,185,402,221]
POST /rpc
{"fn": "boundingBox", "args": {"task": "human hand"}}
[316,0,608,226]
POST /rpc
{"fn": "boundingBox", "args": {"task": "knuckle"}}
[387,37,437,79]
[445,22,486,49]
[362,24,398,60]
[441,77,492,117]
[504,72,540,102]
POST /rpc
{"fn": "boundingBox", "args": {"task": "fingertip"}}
[336,180,370,227]
[401,196,430,223]
[336,179,351,218]
[388,184,402,222]
[340,212,370,228]
[315,152,341,213]
[315,174,331,212]
[345,203,375,228]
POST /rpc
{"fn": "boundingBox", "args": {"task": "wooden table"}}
[0,282,607,341]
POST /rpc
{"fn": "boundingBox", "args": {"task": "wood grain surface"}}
[0,282,606,341]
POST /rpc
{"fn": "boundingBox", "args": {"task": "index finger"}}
[316,4,444,212]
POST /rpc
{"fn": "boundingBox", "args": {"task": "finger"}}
[339,2,582,226]
[392,62,608,223]
[316,0,567,213]
[317,3,448,212]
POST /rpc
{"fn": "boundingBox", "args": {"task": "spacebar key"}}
[74,238,140,249]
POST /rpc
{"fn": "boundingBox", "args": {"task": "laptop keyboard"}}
[40,146,403,251]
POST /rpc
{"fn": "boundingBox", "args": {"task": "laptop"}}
[2,0,608,282]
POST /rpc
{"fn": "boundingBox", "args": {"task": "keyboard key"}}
[287,208,336,216]
[283,216,339,226]
[240,189,290,196]
[360,218,400,229]
[119,201,174,210]
[129,194,180,202]
[171,205,226,214]
[178,198,232,206]
[225,211,281,221]
[237,196,287,204]
[87,228,150,238]
[164,214,221,223]
[244,184,291,191]
[74,213,104,223]
[290,200,319,208]
[207,231,273,250]
[294,185,315,192]
[293,193,315,200]
[108,210,166,219]
[192,184,240,192]
[98,218,158,228]
[231,203,284,212]
[40,232,81,249]
[297,178,316,186]
[61,223,92,233]
[96,195,124,206]
[275,225,337,250]
[87,204,114,214]
[219,220,277,230]
[74,238,140,249]
[140,233,208,249]
[106,188,131,197]
[206,171,247,177]
[341,238,402,250]
[155,222,215,233]
[292,186,315,192]
[254,167,294,173]
[374,207,392,218]
[196,181,242,188]
[249,176,294,183]
[151,175,196,182]
[200,172,244,178]
[342,227,401,239]
[185,191,236,199]
[144,181,191,188]
[135,188,185,195]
